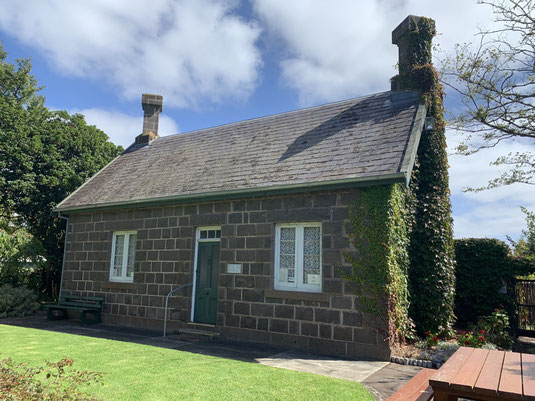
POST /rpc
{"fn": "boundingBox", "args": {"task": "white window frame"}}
[196,226,221,242]
[274,223,322,293]
[109,231,137,283]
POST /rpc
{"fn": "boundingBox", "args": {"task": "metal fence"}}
[516,279,535,336]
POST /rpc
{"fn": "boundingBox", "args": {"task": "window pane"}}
[280,254,295,269]
[279,227,296,283]
[208,230,215,238]
[200,231,207,239]
[280,240,295,255]
[113,235,125,277]
[127,234,136,278]
[216,230,221,238]
[280,227,295,241]
[304,226,320,241]
[303,227,321,285]
[304,227,320,255]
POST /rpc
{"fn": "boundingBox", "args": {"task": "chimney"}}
[135,94,163,145]
[391,15,435,91]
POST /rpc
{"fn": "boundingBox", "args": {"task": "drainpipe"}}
[56,212,69,300]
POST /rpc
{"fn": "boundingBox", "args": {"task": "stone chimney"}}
[135,94,163,145]
[391,15,435,91]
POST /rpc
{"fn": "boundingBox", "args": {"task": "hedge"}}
[454,238,535,327]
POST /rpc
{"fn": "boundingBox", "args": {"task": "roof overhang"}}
[53,172,408,214]
[399,102,427,185]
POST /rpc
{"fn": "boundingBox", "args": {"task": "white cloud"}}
[0,0,262,108]
[253,0,495,105]
[69,108,179,148]
[452,201,530,240]
[447,130,535,240]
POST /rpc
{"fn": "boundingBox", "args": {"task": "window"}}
[274,223,322,292]
[109,231,137,282]
[198,228,221,240]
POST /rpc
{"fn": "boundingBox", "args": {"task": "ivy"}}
[397,17,456,335]
[343,184,414,344]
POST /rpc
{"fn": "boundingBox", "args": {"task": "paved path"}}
[1,313,420,399]
[257,350,388,382]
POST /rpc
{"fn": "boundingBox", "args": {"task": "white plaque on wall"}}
[227,263,242,274]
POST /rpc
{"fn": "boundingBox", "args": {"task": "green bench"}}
[45,294,104,325]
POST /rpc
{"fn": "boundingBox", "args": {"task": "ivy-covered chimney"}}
[135,94,163,145]
[390,15,456,335]
[391,15,435,91]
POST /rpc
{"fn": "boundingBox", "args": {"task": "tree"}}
[509,207,535,261]
[0,43,122,297]
[441,0,534,190]
[0,217,46,288]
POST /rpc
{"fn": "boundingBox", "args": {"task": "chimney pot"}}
[136,93,163,145]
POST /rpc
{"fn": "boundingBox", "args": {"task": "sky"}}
[0,0,533,242]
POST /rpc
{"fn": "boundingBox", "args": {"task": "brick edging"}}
[390,356,442,369]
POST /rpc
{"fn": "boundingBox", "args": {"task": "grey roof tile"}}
[56,90,425,211]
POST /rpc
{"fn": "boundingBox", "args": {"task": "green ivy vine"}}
[397,17,456,335]
[343,183,414,344]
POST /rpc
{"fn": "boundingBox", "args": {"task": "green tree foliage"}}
[0,218,46,287]
[0,43,122,297]
[394,17,456,335]
[344,184,414,344]
[509,207,535,261]
[441,0,535,189]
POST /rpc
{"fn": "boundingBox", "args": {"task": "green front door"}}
[194,242,220,324]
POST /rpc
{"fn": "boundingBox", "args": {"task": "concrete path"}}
[1,313,421,399]
[257,350,388,382]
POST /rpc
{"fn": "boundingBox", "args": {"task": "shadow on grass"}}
[0,312,326,364]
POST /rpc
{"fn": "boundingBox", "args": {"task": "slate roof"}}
[55,90,426,212]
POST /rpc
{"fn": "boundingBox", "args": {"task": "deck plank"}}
[474,350,504,397]
[429,347,473,389]
[523,353,535,401]
[450,348,488,392]
[498,351,523,400]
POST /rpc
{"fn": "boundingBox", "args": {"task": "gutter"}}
[54,172,408,214]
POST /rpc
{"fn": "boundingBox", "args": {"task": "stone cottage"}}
[54,16,431,360]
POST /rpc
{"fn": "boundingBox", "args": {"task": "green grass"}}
[0,325,374,401]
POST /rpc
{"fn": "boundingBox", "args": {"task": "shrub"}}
[0,357,102,400]
[478,307,514,349]
[454,238,523,327]
[424,331,439,347]
[457,330,486,348]
[0,284,40,318]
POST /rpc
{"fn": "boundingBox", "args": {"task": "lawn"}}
[0,325,374,400]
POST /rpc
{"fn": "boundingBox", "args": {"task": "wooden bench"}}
[45,294,104,325]
[387,368,435,401]
[429,346,535,401]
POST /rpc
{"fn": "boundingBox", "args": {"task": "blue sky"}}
[0,0,533,241]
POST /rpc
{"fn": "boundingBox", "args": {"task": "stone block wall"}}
[62,188,390,360]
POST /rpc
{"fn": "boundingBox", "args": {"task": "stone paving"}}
[0,313,421,400]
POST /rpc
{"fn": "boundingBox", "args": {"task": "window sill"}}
[100,282,137,290]
[265,289,330,303]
